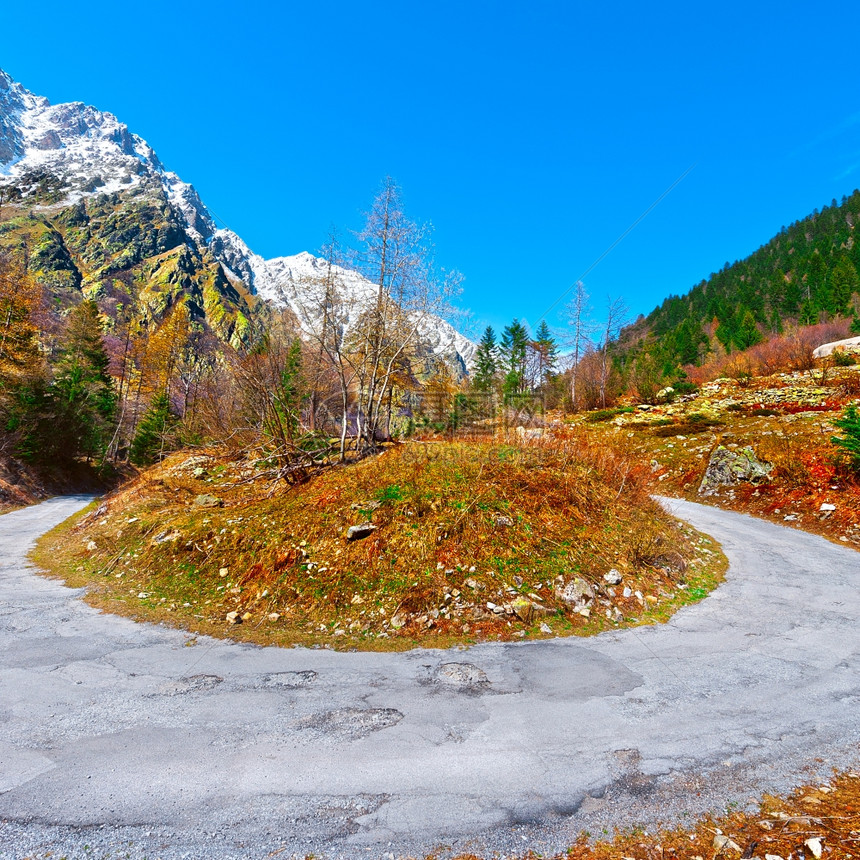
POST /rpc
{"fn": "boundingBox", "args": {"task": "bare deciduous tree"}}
[563,281,593,412]
[598,296,629,408]
[349,177,462,452]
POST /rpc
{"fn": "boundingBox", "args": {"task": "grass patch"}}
[32,437,726,650]
[584,407,635,422]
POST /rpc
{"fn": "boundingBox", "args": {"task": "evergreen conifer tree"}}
[499,319,529,396]
[472,326,498,392]
[734,309,763,350]
[130,392,178,466]
[51,300,117,462]
[832,404,860,473]
[533,320,558,389]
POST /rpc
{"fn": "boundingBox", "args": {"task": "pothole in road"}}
[433,662,490,690]
[154,674,223,696]
[257,670,318,689]
[295,707,404,739]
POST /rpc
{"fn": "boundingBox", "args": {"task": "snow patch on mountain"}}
[211,231,477,370]
[0,68,475,370]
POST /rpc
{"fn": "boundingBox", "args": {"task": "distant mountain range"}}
[0,68,475,372]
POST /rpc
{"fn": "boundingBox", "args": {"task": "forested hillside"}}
[628,191,860,369]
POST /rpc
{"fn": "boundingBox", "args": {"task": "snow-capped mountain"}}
[0,68,475,370]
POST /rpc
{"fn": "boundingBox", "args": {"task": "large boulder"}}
[698,445,772,496]
[812,335,860,359]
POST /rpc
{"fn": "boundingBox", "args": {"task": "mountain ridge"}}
[0,68,475,370]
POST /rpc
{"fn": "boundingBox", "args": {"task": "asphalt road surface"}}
[0,495,858,860]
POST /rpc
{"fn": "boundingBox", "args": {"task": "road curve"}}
[0,495,859,860]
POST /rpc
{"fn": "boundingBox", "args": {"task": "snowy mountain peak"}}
[0,67,215,242]
[0,68,475,370]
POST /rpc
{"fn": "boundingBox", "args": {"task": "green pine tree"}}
[832,404,860,473]
[472,326,498,392]
[734,308,763,350]
[830,257,859,316]
[50,300,117,463]
[533,320,558,390]
[129,392,178,466]
[799,300,818,326]
[499,319,529,396]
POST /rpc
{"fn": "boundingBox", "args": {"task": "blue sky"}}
[4,1,860,338]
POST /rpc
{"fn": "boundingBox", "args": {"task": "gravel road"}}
[0,495,858,860]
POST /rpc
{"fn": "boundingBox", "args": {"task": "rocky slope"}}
[0,68,475,366]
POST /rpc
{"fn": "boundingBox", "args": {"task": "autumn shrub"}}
[683,320,853,383]
[756,435,814,488]
[840,371,860,396]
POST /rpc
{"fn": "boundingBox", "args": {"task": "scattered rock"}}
[698,445,772,496]
[820,503,836,512]
[812,334,860,358]
[805,837,823,858]
[152,530,181,545]
[652,551,687,574]
[539,622,553,634]
[171,455,212,475]
[510,596,551,623]
[494,515,514,528]
[194,494,223,508]
[515,425,544,441]
[226,611,241,624]
[86,540,98,551]
[603,569,623,585]
[346,523,377,541]
[712,833,742,854]
[557,578,595,604]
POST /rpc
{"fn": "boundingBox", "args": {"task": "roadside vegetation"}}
[449,769,860,860]
[33,433,725,650]
[576,360,860,547]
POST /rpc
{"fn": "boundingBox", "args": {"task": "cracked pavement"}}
[0,495,858,859]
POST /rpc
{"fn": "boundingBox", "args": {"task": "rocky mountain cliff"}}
[0,68,475,369]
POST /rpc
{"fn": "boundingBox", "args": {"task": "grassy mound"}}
[35,436,724,650]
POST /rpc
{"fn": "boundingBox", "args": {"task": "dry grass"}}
[32,434,725,650]
[446,769,860,859]
[579,368,860,549]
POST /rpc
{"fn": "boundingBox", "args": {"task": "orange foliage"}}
[685,320,852,384]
